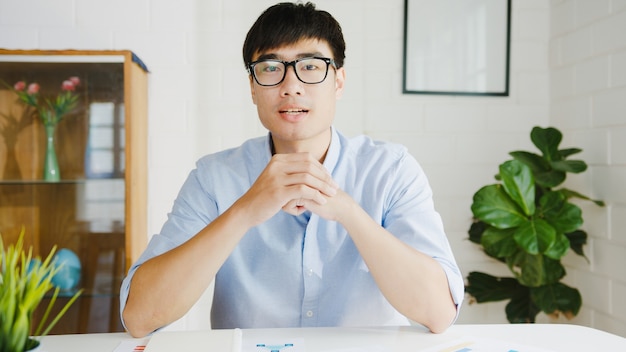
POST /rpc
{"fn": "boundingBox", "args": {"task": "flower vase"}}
[43,124,60,181]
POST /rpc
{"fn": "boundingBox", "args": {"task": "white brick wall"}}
[1,0,624,336]
[550,0,626,337]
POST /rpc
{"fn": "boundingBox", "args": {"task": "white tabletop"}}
[37,324,626,352]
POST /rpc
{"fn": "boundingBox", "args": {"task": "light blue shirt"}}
[120,127,464,330]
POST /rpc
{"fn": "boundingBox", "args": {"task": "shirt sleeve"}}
[381,150,465,320]
[119,166,219,330]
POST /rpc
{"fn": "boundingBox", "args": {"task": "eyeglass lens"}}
[252,58,330,86]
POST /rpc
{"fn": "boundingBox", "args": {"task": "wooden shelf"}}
[0,178,124,185]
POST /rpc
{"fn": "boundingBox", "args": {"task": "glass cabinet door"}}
[0,50,148,333]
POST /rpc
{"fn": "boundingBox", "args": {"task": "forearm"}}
[339,201,457,333]
[122,205,251,337]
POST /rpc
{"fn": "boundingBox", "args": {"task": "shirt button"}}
[307,268,313,276]
[306,310,314,317]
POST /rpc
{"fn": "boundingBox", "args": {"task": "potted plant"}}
[0,229,82,351]
[465,126,604,323]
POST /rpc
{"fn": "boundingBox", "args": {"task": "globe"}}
[26,257,42,273]
[51,248,82,291]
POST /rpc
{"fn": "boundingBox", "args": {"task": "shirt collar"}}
[322,126,340,174]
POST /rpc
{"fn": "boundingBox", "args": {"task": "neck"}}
[270,129,331,163]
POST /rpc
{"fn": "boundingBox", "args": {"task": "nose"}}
[279,65,304,96]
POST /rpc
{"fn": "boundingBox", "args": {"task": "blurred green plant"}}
[466,126,604,323]
[0,229,82,351]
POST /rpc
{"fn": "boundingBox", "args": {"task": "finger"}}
[282,198,308,216]
[275,153,339,191]
[290,184,330,206]
[285,173,337,198]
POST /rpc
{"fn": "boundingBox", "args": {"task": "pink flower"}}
[68,76,80,86]
[9,77,81,126]
[61,80,75,91]
[27,83,40,95]
[14,81,26,91]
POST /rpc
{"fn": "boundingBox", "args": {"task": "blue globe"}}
[51,248,82,291]
[26,258,42,274]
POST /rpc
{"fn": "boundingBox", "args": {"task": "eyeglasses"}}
[248,57,337,87]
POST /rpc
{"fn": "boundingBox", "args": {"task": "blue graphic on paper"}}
[256,343,294,352]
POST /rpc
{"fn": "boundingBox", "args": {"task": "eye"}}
[263,65,281,73]
[256,61,283,74]
[299,60,321,71]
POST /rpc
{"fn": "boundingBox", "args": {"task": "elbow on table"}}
[412,301,458,334]
[428,319,453,334]
[122,305,155,338]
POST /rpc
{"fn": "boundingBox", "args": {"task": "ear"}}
[249,76,258,105]
[334,67,346,99]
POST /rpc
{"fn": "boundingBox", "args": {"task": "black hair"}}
[242,2,346,69]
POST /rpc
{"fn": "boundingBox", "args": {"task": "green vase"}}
[43,124,60,182]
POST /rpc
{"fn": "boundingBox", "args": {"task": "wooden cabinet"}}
[0,50,148,333]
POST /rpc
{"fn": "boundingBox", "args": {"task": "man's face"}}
[249,38,345,152]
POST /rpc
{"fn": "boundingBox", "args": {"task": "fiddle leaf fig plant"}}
[466,126,604,323]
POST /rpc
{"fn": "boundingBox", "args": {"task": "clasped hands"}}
[239,152,346,226]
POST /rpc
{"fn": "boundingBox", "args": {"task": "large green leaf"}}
[544,233,570,260]
[471,185,527,229]
[540,191,583,234]
[538,190,565,214]
[531,283,582,318]
[507,251,541,286]
[550,202,582,234]
[507,252,565,287]
[558,148,582,158]
[509,151,550,173]
[551,159,587,173]
[513,219,556,255]
[560,188,605,206]
[566,230,588,259]
[531,126,562,161]
[505,287,541,323]
[465,272,520,303]
[468,221,488,245]
[481,227,518,258]
[499,160,535,216]
[542,256,567,284]
[535,170,566,188]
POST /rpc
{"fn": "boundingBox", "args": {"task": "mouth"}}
[279,108,309,114]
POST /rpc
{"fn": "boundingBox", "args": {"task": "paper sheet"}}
[420,337,556,352]
[113,338,149,352]
[242,337,306,352]
[144,329,238,352]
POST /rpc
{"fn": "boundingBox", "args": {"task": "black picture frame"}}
[403,0,511,96]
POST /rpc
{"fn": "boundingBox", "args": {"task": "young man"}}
[121,2,464,338]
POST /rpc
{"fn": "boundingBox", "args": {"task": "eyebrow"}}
[254,52,325,62]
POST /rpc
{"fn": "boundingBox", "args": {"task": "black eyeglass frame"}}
[247,56,337,87]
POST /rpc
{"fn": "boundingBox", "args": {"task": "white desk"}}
[38,324,626,352]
